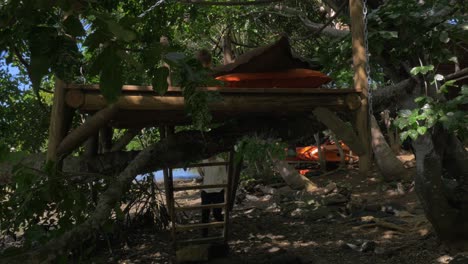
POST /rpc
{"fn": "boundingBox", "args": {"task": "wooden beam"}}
[312,107,365,155]
[55,105,118,157]
[175,203,227,212]
[176,221,224,232]
[66,91,350,113]
[350,0,372,174]
[173,184,227,191]
[46,79,74,162]
[67,84,357,94]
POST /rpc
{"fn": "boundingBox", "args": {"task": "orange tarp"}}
[286,142,357,163]
[215,69,332,88]
[286,142,357,175]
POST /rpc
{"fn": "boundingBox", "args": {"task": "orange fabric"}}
[296,142,352,163]
[287,142,355,163]
[215,69,332,88]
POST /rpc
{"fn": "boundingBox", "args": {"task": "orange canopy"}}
[215,68,332,88]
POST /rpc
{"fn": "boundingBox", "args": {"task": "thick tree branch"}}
[446,67,468,81]
[1,116,324,183]
[294,1,347,41]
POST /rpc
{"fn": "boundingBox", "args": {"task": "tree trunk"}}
[413,126,468,251]
[370,115,408,182]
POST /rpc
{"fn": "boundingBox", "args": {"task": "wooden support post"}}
[229,155,243,211]
[162,126,176,249]
[46,79,74,162]
[224,151,235,241]
[350,0,372,175]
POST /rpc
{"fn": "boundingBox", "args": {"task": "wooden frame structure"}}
[45,0,371,257]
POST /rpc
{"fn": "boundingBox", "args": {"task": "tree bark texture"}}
[413,127,468,250]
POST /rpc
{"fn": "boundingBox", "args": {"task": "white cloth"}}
[198,157,228,193]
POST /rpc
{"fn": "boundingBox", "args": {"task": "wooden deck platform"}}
[64,84,361,128]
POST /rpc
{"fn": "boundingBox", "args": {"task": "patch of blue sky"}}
[135,168,201,182]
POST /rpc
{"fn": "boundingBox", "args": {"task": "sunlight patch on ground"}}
[436,255,453,263]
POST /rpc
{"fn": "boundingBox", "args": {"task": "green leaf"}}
[417,126,427,135]
[164,52,186,65]
[408,130,419,140]
[63,15,85,37]
[105,19,136,42]
[379,31,398,39]
[96,47,123,103]
[399,109,412,118]
[152,67,170,95]
[30,54,51,93]
[439,31,450,43]
[410,65,434,75]
[116,50,142,71]
[400,131,409,141]
[100,64,123,103]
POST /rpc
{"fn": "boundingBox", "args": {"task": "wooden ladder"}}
[162,153,236,249]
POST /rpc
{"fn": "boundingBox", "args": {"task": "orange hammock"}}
[215,68,332,88]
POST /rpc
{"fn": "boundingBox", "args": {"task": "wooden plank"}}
[350,0,372,174]
[174,161,229,169]
[173,184,227,191]
[175,221,225,232]
[176,236,224,245]
[175,203,226,212]
[67,93,348,112]
[66,84,358,94]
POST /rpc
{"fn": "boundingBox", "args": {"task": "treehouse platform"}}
[64,84,361,128]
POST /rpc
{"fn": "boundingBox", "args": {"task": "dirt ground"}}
[88,157,460,264]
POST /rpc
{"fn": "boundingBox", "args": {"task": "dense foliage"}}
[0,0,466,260]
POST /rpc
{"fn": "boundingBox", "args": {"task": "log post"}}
[350,0,372,175]
[224,151,235,241]
[46,79,74,162]
[161,126,176,249]
[229,156,243,211]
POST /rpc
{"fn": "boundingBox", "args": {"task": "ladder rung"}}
[173,184,227,191]
[177,236,225,245]
[176,221,225,232]
[175,203,226,212]
[171,161,228,169]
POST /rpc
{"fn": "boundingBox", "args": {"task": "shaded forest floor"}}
[89,158,457,264]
